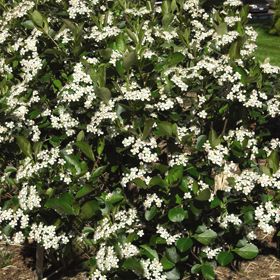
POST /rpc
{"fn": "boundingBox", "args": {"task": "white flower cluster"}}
[29,223,69,250]
[203,141,229,166]
[0,208,68,249]
[142,258,167,280]
[93,208,141,242]
[218,213,242,229]
[202,246,222,259]
[86,26,121,42]
[68,0,98,19]
[143,194,163,209]
[91,269,107,280]
[234,169,259,195]
[16,147,62,181]
[96,244,119,272]
[169,152,189,167]
[18,184,41,211]
[119,243,139,258]
[87,100,118,135]
[255,202,280,234]
[58,62,96,105]
[121,166,151,187]
[156,225,181,245]
[261,61,280,74]
[121,82,151,102]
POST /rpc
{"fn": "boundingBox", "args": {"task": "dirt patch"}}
[0,244,35,280]
[216,255,280,280]
[0,236,280,280]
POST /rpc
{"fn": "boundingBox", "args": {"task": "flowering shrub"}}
[1,0,280,279]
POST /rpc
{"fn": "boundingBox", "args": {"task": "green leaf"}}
[176,237,193,253]
[194,229,217,245]
[209,129,221,147]
[140,245,158,260]
[64,154,88,176]
[161,256,175,270]
[165,267,180,280]
[122,257,144,276]
[33,141,43,157]
[31,10,49,33]
[16,136,33,158]
[195,188,211,201]
[105,192,123,204]
[168,207,186,223]
[201,263,215,280]
[95,87,111,103]
[196,135,207,150]
[76,141,95,161]
[143,119,154,140]
[145,205,158,221]
[215,22,228,35]
[31,10,44,27]
[123,51,137,70]
[92,165,107,178]
[166,247,180,264]
[260,165,271,176]
[76,130,85,142]
[80,200,99,220]
[53,79,62,89]
[97,138,105,155]
[157,121,173,137]
[217,251,234,266]
[233,243,259,260]
[166,165,184,185]
[75,185,94,199]
[45,193,76,216]
[166,52,184,66]
[268,150,279,173]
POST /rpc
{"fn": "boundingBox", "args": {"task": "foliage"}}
[0,0,280,279]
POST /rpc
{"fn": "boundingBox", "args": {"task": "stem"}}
[221,118,228,136]
[35,244,44,280]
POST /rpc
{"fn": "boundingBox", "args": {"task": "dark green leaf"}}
[123,51,137,70]
[176,237,193,253]
[217,251,234,266]
[76,141,95,161]
[196,135,207,150]
[95,87,111,103]
[195,188,211,201]
[75,185,94,199]
[145,205,158,221]
[233,243,258,260]
[166,247,180,264]
[194,229,217,245]
[165,267,180,280]
[16,136,32,158]
[122,257,144,276]
[168,207,186,223]
[140,245,158,260]
[92,166,107,178]
[45,193,76,215]
[80,200,99,220]
[201,263,215,280]
[161,255,175,270]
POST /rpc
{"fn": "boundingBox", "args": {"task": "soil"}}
[0,232,280,280]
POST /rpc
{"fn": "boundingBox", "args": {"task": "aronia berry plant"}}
[0,0,280,279]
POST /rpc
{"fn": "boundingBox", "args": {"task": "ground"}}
[1,231,280,280]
